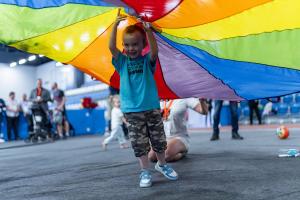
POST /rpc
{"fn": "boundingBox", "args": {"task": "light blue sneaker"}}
[139,170,152,188]
[155,162,178,180]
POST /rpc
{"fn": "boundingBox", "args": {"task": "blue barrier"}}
[67,109,105,136]
[0,114,28,140]
[0,109,105,141]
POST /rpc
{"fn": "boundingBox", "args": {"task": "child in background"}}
[109,10,178,188]
[102,95,128,150]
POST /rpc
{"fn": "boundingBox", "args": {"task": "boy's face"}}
[123,31,145,59]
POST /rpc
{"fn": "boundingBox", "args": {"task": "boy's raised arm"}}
[109,9,126,59]
[109,21,120,59]
[143,22,158,63]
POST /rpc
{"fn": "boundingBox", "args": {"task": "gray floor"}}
[1,128,300,200]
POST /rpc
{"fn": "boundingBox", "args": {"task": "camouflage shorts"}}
[124,109,167,157]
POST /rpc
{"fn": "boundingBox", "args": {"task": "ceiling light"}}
[28,55,36,61]
[18,59,27,65]
[9,62,17,67]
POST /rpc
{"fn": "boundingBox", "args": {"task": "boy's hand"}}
[115,9,127,26]
[142,21,162,33]
[142,21,152,30]
[115,15,127,26]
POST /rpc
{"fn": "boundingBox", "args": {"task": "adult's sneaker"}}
[139,170,152,188]
[155,162,178,181]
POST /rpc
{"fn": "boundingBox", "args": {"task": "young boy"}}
[102,95,128,150]
[109,10,178,188]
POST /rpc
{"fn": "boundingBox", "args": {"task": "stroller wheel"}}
[31,135,38,143]
[24,134,32,143]
[40,136,47,142]
[24,138,30,143]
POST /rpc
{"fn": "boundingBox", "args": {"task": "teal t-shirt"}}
[112,52,160,113]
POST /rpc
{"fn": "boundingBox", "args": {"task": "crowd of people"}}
[0,78,70,141]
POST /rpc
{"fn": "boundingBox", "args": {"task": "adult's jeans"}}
[248,100,262,125]
[6,116,19,141]
[213,100,239,135]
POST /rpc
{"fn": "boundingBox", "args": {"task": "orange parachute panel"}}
[154,0,272,28]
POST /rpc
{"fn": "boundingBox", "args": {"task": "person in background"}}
[102,95,128,150]
[20,94,33,134]
[0,98,6,140]
[210,100,244,141]
[205,99,213,127]
[30,78,51,115]
[6,92,20,141]
[51,82,70,139]
[29,79,52,137]
[248,100,262,125]
[262,97,281,118]
[149,98,208,162]
[105,86,120,134]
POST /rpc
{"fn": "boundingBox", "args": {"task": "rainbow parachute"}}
[1,0,300,100]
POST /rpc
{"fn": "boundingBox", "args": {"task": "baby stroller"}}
[27,102,52,143]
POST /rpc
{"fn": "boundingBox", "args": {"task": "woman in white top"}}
[149,98,208,162]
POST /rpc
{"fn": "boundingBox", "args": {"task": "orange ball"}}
[276,126,289,139]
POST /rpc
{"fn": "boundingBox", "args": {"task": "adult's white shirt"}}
[160,98,199,138]
[20,100,32,115]
[6,99,19,117]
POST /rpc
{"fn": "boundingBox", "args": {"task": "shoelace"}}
[161,165,173,174]
[140,171,151,179]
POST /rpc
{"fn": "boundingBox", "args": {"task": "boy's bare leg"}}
[140,152,167,168]
[155,152,166,166]
[148,149,157,162]
[148,139,187,162]
[138,155,150,169]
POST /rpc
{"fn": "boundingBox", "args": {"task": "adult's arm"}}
[193,99,209,115]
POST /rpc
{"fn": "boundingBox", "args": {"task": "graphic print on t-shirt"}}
[128,59,144,75]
